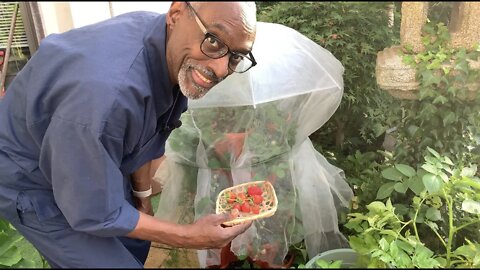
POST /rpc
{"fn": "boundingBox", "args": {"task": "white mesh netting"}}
[153,22,354,267]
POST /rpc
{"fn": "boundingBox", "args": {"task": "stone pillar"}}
[400,2,429,53]
[376,46,418,100]
[449,2,480,50]
[376,2,480,100]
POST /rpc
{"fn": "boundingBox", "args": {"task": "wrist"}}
[132,187,152,198]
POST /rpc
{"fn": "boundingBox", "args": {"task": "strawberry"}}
[252,194,263,204]
[247,186,263,196]
[237,193,247,203]
[233,203,241,211]
[227,192,236,204]
[240,202,251,213]
[251,205,260,214]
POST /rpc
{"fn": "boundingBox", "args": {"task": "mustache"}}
[186,61,225,84]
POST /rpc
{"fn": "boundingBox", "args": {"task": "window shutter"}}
[0,2,28,49]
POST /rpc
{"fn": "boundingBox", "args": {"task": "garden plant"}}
[2,2,479,269]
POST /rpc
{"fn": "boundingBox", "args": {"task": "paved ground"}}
[144,242,200,268]
[145,192,200,268]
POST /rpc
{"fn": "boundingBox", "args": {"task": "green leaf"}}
[12,258,36,268]
[403,55,415,65]
[425,207,442,221]
[379,238,389,251]
[443,156,454,166]
[396,239,414,254]
[432,95,448,104]
[380,229,398,238]
[438,171,449,182]
[407,125,419,137]
[0,246,21,266]
[395,164,416,177]
[394,182,409,194]
[442,112,456,126]
[376,182,396,199]
[425,221,439,231]
[421,164,438,174]
[0,232,22,256]
[461,199,480,214]
[406,177,425,195]
[422,173,442,193]
[381,167,403,181]
[330,260,343,268]
[461,165,477,178]
[393,203,410,215]
[315,259,330,268]
[367,201,386,213]
[426,147,441,158]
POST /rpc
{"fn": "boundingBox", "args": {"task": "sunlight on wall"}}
[38,1,172,35]
[112,2,172,16]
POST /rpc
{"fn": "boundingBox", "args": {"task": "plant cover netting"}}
[153,22,354,267]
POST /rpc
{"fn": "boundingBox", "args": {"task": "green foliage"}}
[396,21,480,165]
[334,151,392,213]
[0,218,47,268]
[258,2,401,155]
[346,149,480,268]
[313,259,343,269]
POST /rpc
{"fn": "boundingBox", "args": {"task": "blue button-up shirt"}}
[0,12,187,237]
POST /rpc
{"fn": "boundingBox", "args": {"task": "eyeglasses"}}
[185,2,257,73]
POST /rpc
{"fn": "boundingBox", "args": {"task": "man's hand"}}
[133,196,154,216]
[127,211,252,249]
[182,213,252,249]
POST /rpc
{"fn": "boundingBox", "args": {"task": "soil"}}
[144,242,200,268]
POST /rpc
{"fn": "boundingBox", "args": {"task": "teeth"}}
[194,69,212,84]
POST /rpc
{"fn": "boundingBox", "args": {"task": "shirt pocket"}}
[16,190,70,234]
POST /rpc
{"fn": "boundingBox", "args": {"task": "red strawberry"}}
[240,202,251,213]
[247,186,263,196]
[252,195,263,204]
[227,192,236,204]
[233,203,241,211]
[237,193,247,203]
[251,205,260,214]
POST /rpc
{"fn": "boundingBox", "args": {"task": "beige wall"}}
[37,1,171,36]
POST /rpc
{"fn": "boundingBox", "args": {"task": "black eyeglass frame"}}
[185,2,257,73]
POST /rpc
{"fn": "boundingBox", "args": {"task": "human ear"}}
[166,2,186,29]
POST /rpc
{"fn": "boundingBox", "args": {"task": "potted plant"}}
[344,147,480,268]
[304,248,358,268]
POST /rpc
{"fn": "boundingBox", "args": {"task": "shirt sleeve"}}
[38,115,139,237]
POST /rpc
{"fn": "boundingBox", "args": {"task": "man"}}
[0,2,256,268]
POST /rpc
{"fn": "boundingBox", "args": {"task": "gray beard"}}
[178,60,209,100]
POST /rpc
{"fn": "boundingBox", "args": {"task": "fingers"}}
[187,214,253,249]
[206,213,253,233]
[224,220,252,236]
[207,213,232,225]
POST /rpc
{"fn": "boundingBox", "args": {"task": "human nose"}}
[207,54,231,80]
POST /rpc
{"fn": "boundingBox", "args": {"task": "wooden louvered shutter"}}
[0,2,29,49]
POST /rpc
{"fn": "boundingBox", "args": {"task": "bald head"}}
[189,2,257,32]
[166,1,257,100]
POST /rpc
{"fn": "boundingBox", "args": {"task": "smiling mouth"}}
[191,69,215,90]
[194,69,212,84]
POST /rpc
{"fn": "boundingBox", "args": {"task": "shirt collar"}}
[143,14,180,114]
